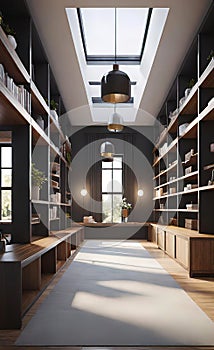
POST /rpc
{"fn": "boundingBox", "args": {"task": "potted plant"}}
[185,78,196,98]
[2,21,17,50]
[207,49,214,63]
[31,163,47,200]
[120,197,132,222]
[50,99,59,122]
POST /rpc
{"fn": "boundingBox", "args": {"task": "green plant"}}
[2,22,16,36]
[188,78,195,89]
[45,98,58,111]
[31,163,47,189]
[120,197,132,209]
[66,151,71,165]
[207,49,214,62]
[50,99,58,111]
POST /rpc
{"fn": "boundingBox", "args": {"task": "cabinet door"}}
[157,229,165,250]
[148,225,157,243]
[176,235,189,269]
[190,239,214,276]
[165,231,175,258]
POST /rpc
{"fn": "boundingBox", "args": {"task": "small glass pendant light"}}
[101,8,131,103]
[107,105,124,132]
[100,141,115,162]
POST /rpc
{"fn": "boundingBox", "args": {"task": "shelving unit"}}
[153,4,214,237]
[151,4,214,277]
[0,2,72,243]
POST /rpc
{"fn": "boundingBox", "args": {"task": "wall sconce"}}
[137,189,144,197]
[80,188,87,197]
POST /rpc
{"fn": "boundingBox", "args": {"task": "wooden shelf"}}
[0,80,31,125]
[50,114,66,142]
[182,153,198,166]
[154,177,177,189]
[0,26,30,84]
[177,171,198,181]
[203,163,214,171]
[199,184,214,191]
[52,185,60,190]
[153,161,177,179]
[30,80,49,115]
[177,209,198,212]
[199,100,214,122]
[51,173,60,178]
[199,58,214,88]
[179,84,198,115]
[178,188,198,195]
[32,199,49,205]
[153,139,178,166]
[179,118,198,139]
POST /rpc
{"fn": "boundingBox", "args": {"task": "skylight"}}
[78,8,152,64]
[66,7,169,123]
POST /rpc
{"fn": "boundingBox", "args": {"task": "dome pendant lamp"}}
[108,105,124,132]
[101,8,131,103]
[100,141,115,162]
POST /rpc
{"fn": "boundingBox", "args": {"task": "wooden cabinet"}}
[150,223,214,277]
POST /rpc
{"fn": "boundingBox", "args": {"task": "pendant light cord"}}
[115,7,117,64]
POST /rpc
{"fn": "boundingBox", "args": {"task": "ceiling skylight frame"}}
[77,8,153,65]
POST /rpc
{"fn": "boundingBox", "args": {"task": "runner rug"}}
[16,240,214,346]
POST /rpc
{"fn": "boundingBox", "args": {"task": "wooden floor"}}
[0,241,214,350]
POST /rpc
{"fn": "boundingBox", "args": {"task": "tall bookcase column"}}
[13,125,32,243]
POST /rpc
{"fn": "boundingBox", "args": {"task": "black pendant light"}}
[101,8,131,103]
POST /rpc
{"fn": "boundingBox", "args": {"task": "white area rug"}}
[16,240,214,346]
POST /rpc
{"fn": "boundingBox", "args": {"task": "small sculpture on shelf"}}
[208,169,214,186]
[0,12,17,50]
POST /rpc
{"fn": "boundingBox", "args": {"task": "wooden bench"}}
[0,227,84,329]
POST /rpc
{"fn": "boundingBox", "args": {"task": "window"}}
[0,142,12,222]
[102,155,123,223]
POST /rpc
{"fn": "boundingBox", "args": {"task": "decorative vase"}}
[50,109,58,122]
[185,88,191,98]
[7,35,17,50]
[35,115,44,130]
[32,185,40,200]
[122,208,129,222]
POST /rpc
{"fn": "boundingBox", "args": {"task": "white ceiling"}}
[26,0,211,126]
